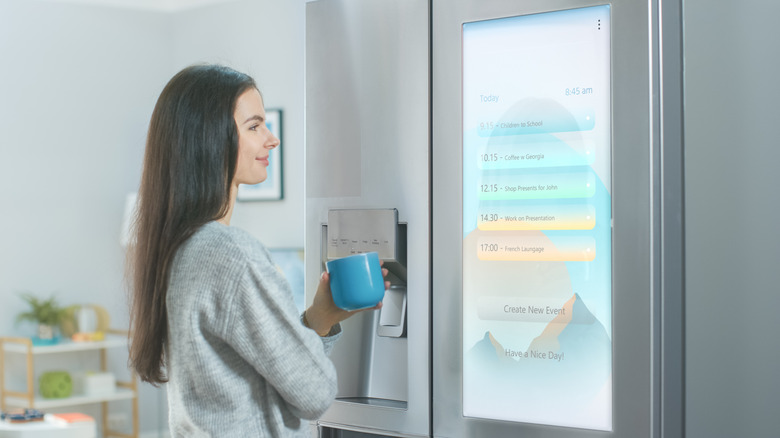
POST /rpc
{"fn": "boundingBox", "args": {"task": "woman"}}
[127,64,383,437]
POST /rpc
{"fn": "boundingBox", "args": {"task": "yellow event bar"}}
[477,235,595,261]
[477,204,595,231]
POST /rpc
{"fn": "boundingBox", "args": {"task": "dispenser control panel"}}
[461,5,612,431]
[327,209,399,260]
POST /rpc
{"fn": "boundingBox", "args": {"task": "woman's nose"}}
[267,135,280,149]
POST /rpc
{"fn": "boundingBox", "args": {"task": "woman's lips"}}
[257,157,269,165]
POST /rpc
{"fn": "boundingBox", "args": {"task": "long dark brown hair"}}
[127,64,257,384]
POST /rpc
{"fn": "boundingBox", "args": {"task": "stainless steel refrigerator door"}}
[433,0,681,437]
[305,0,431,437]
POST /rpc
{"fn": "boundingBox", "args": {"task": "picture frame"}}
[237,108,283,201]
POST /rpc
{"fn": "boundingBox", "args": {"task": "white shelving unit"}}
[0,330,139,438]
[2,338,128,355]
[3,387,136,410]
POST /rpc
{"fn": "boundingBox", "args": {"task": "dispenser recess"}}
[324,208,407,338]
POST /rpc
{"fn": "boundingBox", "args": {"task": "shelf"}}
[2,337,128,355]
[4,387,136,409]
[1,331,138,437]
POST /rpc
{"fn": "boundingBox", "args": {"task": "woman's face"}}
[232,88,279,187]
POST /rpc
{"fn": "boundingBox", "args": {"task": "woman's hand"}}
[304,266,389,337]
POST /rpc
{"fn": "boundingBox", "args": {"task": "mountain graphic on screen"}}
[466,293,611,397]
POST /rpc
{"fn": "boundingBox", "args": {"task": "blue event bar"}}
[478,107,595,137]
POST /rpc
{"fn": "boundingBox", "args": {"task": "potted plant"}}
[15,293,67,345]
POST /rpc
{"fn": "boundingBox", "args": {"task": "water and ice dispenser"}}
[324,209,407,338]
[320,209,409,408]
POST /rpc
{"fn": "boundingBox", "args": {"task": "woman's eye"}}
[249,124,260,131]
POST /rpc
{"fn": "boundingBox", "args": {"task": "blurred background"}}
[0,0,307,435]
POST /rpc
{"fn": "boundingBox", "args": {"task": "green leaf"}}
[15,292,66,327]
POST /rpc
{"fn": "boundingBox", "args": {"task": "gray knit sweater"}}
[165,221,340,437]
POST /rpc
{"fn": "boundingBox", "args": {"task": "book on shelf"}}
[1,408,45,423]
[48,412,95,424]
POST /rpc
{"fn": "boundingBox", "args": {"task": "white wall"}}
[0,2,170,435]
[0,0,169,339]
[684,1,780,437]
[0,0,306,436]
[170,0,306,249]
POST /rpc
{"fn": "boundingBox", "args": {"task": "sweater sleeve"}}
[217,254,340,420]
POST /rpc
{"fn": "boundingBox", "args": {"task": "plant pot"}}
[32,324,61,346]
[37,324,55,340]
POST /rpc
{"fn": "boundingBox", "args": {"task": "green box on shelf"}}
[39,371,73,399]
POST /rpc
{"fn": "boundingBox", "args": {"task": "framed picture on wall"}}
[237,108,283,201]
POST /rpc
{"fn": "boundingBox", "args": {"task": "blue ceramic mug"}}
[326,252,385,310]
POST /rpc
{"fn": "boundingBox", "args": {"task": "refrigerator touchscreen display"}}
[462,5,612,431]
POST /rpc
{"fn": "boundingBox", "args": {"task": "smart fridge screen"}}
[462,5,612,431]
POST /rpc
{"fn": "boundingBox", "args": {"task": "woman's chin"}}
[243,175,267,186]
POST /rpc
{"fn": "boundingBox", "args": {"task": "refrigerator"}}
[304,0,684,437]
